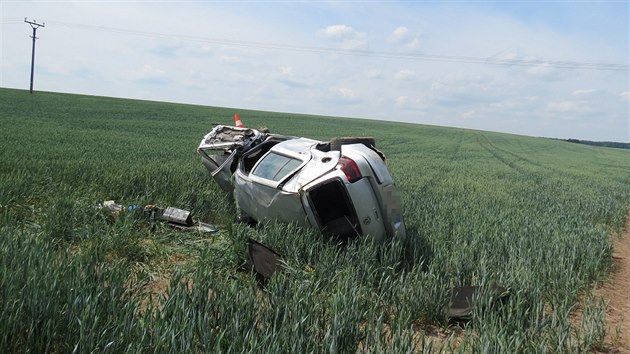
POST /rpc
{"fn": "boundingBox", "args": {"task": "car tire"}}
[330,137,376,151]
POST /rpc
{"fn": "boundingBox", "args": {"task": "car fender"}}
[341,144,393,185]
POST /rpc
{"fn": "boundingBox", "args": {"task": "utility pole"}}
[24,18,45,94]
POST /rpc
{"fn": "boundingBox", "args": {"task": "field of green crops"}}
[1,87,629,352]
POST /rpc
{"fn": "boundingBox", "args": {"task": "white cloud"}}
[142,65,163,75]
[135,65,167,83]
[572,89,597,97]
[317,24,367,50]
[394,70,416,81]
[329,86,359,103]
[395,95,409,104]
[274,66,309,88]
[220,56,242,64]
[367,69,382,79]
[487,49,519,61]
[526,62,565,80]
[620,91,630,101]
[403,38,420,50]
[134,67,169,85]
[318,25,356,40]
[461,110,476,119]
[388,26,421,50]
[388,27,409,43]
[546,100,585,113]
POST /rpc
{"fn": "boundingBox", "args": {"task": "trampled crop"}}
[1,88,628,352]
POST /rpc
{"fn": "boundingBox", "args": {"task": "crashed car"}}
[197,124,406,241]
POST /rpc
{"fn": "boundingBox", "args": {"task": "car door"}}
[234,150,310,225]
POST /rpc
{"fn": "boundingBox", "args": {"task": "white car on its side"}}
[198,125,406,242]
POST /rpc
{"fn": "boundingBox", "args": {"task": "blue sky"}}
[1,0,628,142]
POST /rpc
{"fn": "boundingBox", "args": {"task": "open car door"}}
[198,125,265,192]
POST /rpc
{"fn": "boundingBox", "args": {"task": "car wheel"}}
[330,137,376,151]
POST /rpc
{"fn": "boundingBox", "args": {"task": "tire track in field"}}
[477,134,595,187]
[483,135,546,169]
[475,134,539,180]
[409,129,465,186]
[480,134,629,188]
[450,130,464,161]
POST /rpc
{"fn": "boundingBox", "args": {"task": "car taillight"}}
[337,157,362,182]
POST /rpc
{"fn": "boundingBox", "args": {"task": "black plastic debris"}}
[448,286,509,321]
[247,239,283,282]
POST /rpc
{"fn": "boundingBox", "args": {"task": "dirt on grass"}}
[599,211,630,353]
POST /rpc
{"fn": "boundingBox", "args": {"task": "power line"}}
[24,18,45,94]
[47,20,628,72]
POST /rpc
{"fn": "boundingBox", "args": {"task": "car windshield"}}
[252,152,303,182]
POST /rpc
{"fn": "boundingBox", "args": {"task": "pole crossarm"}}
[24,18,45,29]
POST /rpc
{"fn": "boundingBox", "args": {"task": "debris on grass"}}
[247,238,283,283]
[447,285,510,321]
[97,200,218,233]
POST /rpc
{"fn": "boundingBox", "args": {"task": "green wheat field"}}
[1,87,629,352]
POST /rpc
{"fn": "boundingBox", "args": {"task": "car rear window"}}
[252,152,302,182]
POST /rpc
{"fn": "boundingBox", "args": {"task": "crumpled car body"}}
[198,125,406,242]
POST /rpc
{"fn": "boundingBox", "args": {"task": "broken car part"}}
[447,285,510,321]
[247,238,283,282]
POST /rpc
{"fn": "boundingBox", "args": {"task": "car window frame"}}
[248,150,309,189]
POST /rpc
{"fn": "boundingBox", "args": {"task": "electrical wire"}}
[0,18,25,24]
[37,20,630,72]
